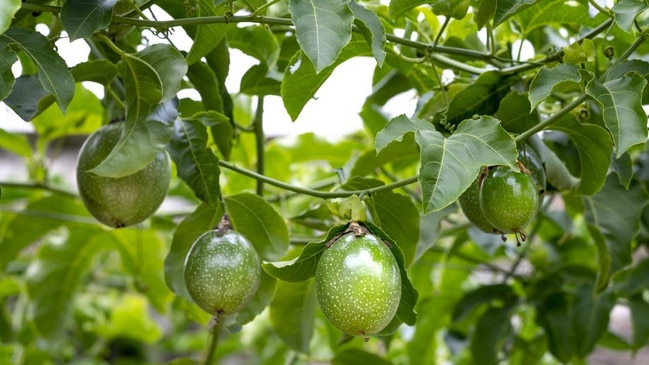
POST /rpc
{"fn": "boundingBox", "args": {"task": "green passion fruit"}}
[315,229,401,337]
[183,229,261,316]
[76,123,171,228]
[479,166,540,240]
[459,177,499,234]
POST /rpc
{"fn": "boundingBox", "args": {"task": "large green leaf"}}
[225,193,289,261]
[584,175,648,283]
[263,224,348,282]
[0,28,75,112]
[375,114,434,153]
[349,1,386,66]
[70,59,118,85]
[0,0,20,35]
[495,91,539,134]
[416,116,518,213]
[269,280,316,353]
[137,44,187,103]
[187,61,224,113]
[585,73,648,157]
[60,0,115,41]
[164,203,224,299]
[3,75,50,120]
[227,25,280,67]
[536,293,574,363]
[168,118,221,205]
[185,0,226,65]
[470,306,512,365]
[281,34,371,120]
[288,0,354,73]
[572,284,615,357]
[0,43,16,99]
[517,0,596,34]
[443,71,518,126]
[528,63,581,110]
[493,0,539,27]
[629,296,649,349]
[612,0,648,33]
[25,227,112,341]
[550,115,612,195]
[239,64,281,96]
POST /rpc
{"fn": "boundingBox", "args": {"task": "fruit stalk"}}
[202,315,223,365]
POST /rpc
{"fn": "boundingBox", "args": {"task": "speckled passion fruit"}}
[183,229,261,316]
[480,166,539,236]
[315,230,401,337]
[76,123,171,228]
[459,177,499,234]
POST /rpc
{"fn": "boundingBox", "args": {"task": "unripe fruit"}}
[458,177,498,234]
[480,166,539,234]
[315,230,401,337]
[76,123,171,228]
[184,229,261,315]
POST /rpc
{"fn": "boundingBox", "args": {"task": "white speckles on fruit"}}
[76,123,171,228]
[315,231,401,336]
[183,230,261,315]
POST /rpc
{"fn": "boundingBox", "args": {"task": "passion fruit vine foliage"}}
[3,0,649,363]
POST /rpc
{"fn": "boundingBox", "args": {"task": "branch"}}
[253,97,265,196]
[0,181,78,198]
[218,160,419,198]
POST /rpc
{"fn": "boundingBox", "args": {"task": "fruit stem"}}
[203,315,224,365]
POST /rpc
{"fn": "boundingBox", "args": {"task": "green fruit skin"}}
[76,123,171,228]
[315,232,401,336]
[459,178,498,234]
[184,230,261,315]
[480,167,539,233]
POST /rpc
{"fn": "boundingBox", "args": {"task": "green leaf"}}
[168,118,221,204]
[495,91,540,134]
[0,28,75,111]
[493,0,539,27]
[536,293,574,363]
[88,119,172,178]
[603,59,649,82]
[527,134,579,191]
[95,293,163,343]
[0,0,20,35]
[375,114,434,153]
[137,44,188,103]
[225,193,289,261]
[528,64,581,110]
[227,25,280,67]
[288,0,354,73]
[0,195,92,270]
[60,0,115,41]
[364,221,418,326]
[187,61,224,113]
[269,280,316,353]
[612,0,648,33]
[199,111,233,160]
[443,71,518,127]
[120,52,163,120]
[281,34,371,120]
[232,271,277,327]
[263,224,348,282]
[350,134,420,177]
[470,306,512,365]
[239,64,281,96]
[185,0,226,65]
[629,296,649,349]
[25,227,112,341]
[164,203,224,299]
[572,284,615,357]
[3,75,50,120]
[611,152,634,189]
[550,114,612,195]
[388,0,428,18]
[517,0,596,34]
[586,73,648,157]
[611,258,649,296]
[563,38,595,64]
[584,175,648,283]
[416,116,518,213]
[70,59,118,85]
[452,284,515,322]
[332,348,393,365]
[349,1,386,66]
[0,128,32,157]
[0,44,16,99]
